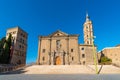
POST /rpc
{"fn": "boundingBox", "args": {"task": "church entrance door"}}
[55,56,61,65]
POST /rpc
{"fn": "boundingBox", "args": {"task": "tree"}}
[100,56,112,65]
[0,34,12,64]
[0,37,6,63]
[4,34,12,64]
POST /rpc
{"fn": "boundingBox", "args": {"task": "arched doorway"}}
[55,56,61,65]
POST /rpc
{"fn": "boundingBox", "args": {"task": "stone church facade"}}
[37,31,79,65]
[37,13,97,65]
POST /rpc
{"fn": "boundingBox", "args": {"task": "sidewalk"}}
[23,65,120,74]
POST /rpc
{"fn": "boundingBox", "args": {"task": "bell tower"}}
[83,13,94,45]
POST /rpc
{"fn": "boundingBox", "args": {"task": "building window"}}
[23,35,25,38]
[72,57,74,61]
[20,38,22,43]
[13,31,16,34]
[82,54,85,58]
[83,61,85,65]
[23,39,24,44]
[42,49,46,53]
[71,49,73,52]
[19,45,21,49]
[86,26,88,29]
[81,48,84,50]
[87,41,89,44]
[42,57,45,61]
[21,54,24,56]
[22,46,24,50]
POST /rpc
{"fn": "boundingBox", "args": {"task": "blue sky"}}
[0,0,120,64]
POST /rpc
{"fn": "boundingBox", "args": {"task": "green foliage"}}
[0,34,12,64]
[101,56,112,62]
[0,37,6,62]
[100,56,112,65]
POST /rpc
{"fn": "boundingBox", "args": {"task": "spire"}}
[86,12,90,22]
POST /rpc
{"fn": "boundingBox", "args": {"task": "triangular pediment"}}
[49,30,68,37]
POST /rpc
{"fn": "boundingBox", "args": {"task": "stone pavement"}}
[24,65,94,74]
[10,65,120,74]
[1,65,120,74]
[88,65,120,74]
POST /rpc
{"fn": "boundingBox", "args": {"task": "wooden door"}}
[55,56,61,65]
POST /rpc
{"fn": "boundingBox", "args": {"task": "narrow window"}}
[87,41,89,44]
[82,54,85,58]
[21,33,23,36]
[42,49,46,53]
[22,46,24,49]
[86,26,88,29]
[71,49,73,52]
[20,38,22,43]
[19,45,21,49]
[23,39,24,44]
[42,57,45,61]
[72,57,74,61]
[13,31,16,34]
[23,34,25,37]
[83,61,85,65]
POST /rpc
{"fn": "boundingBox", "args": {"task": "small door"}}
[55,56,61,65]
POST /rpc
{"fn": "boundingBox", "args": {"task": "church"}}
[36,13,97,65]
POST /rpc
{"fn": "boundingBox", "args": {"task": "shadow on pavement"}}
[98,65,103,74]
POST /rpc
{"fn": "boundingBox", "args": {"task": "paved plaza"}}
[1,65,120,74]
[0,65,120,80]
[22,65,120,74]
